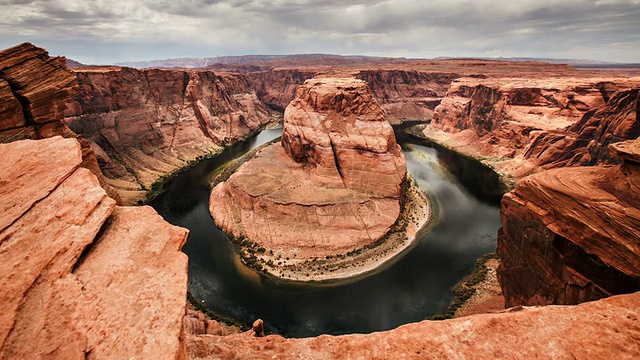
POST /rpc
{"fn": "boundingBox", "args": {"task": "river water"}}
[151,126,503,337]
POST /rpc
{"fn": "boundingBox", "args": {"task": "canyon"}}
[0,42,639,359]
[64,65,280,205]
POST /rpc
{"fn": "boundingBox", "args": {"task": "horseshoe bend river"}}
[151,126,504,337]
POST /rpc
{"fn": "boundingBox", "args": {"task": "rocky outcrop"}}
[356,70,459,124]
[426,77,640,179]
[497,136,640,307]
[0,136,189,359]
[187,291,640,360]
[0,42,120,202]
[210,77,406,264]
[65,67,280,204]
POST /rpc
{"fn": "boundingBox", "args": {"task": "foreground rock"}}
[0,137,189,359]
[0,42,120,202]
[187,291,640,360]
[498,136,640,307]
[210,77,410,279]
[65,66,280,204]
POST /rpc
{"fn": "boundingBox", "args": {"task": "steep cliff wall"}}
[356,69,459,124]
[247,69,318,111]
[497,137,640,307]
[65,67,280,204]
[0,137,189,359]
[524,88,639,168]
[0,42,121,202]
[426,77,640,179]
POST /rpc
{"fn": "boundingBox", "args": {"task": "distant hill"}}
[115,54,406,69]
[66,58,86,68]
[115,54,640,70]
[434,56,640,68]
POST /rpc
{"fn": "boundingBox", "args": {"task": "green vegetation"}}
[427,252,500,320]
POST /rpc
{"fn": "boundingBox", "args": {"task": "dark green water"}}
[151,127,503,337]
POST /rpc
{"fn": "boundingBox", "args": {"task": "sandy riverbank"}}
[243,176,432,283]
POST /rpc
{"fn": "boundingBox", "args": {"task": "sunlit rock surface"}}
[0,137,189,359]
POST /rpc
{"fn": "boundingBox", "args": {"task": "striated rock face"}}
[281,77,406,197]
[210,77,406,261]
[525,88,639,168]
[356,69,459,124]
[187,291,640,360]
[247,69,318,111]
[497,137,640,307]
[0,42,120,202]
[428,77,640,179]
[0,136,189,359]
[65,67,279,204]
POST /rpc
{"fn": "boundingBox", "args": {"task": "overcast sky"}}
[1,0,639,64]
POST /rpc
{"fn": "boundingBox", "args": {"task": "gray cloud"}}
[0,0,638,64]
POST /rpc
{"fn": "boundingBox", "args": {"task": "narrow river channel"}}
[151,126,503,337]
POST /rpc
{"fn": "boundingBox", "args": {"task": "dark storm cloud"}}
[0,0,638,64]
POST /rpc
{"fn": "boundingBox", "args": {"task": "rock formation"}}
[186,291,640,360]
[0,136,189,359]
[0,42,120,202]
[65,66,280,204]
[426,77,640,180]
[497,135,640,307]
[210,77,406,263]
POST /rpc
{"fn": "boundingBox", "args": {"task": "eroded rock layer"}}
[497,137,640,307]
[65,66,279,204]
[187,291,640,360]
[210,77,406,260]
[0,137,189,359]
[0,42,120,202]
[426,77,640,179]
[356,69,459,124]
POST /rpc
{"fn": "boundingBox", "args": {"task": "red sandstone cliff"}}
[524,88,640,168]
[210,78,406,264]
[247,68,318,111]
[0,42,121,202]
[65,67,280,204]
[0,136,189,359]
[426,77,640,179]
[497,137,640,307]
[356,69,459,124]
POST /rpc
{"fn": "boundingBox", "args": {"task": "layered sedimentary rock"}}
[210,77,406,261]
[187,291,640,360]
[0,42,120,202]
[497,137,640,307]
[65,67,279,204]
[427,77,640,179]
[247,69,318,110]
[356,69,459,124]
[0,136,189,359]
[524,88,640,168]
